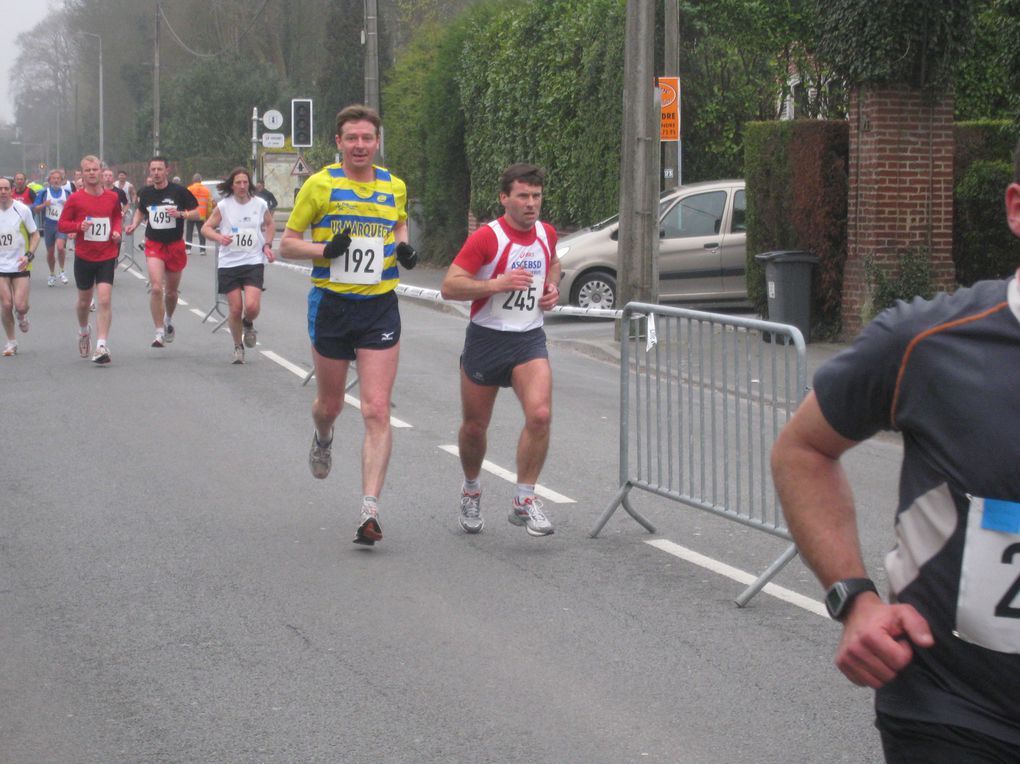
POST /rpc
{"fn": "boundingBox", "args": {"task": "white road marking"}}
[189,308,206,319]
[260,349,307,377]
[438,445,575,503]
[260,349,412,429]
[645,538,828,618]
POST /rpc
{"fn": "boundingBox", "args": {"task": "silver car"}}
[556,179,747,309]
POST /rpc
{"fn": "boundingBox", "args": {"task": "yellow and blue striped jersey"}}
[286,163,407,298]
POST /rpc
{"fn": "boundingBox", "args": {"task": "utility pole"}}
[663,0,679,191]
[153,2,161,156]
[82,32,104,164]
[364,0,380,112]
[617,0,660,311]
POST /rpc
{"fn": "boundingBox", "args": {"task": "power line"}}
[159,0,271,59]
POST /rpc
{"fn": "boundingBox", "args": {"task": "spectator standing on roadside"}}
[186,173,212,255]
[254,180,278,212]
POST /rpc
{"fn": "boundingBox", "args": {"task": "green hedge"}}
[953,120,1020,285]
[745,120,848,338]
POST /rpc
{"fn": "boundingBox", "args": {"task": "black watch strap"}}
[825,577,878,621]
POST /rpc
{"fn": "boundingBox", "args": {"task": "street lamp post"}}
[81,32,104,164]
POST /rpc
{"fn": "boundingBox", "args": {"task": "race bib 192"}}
[329,235,383,285]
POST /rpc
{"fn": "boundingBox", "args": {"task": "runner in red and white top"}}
[441,163,561,537]
[58,155,123,364]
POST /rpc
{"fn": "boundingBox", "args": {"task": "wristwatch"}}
[824,578,878,621]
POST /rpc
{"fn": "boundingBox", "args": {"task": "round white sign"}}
[262,109,284,130]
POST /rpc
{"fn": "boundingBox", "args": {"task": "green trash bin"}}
[754,250,818,342]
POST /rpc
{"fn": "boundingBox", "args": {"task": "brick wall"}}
[842,84,956,337]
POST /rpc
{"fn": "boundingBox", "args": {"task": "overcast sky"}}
[0,1,58,123]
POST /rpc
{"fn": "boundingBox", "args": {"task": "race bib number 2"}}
[956,496,1020,653]
[329,235,382,285]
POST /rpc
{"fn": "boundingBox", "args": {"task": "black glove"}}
[395,241,418,270]
[322,228,352,259]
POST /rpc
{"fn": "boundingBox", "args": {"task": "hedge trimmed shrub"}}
[955,159,1019,286]
[745,120,848,339]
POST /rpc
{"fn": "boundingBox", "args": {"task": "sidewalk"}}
[398,263,849,376]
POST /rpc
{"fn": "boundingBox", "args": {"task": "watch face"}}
[825,582,847,619]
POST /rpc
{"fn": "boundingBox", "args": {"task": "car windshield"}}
[590,194,679,231]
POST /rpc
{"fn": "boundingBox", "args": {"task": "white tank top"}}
[215,195,268,268]
[470,220,550,332]
[0,202,36,272]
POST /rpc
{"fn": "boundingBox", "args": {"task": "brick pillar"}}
[841,84,955,338]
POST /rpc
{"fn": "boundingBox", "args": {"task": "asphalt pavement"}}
[1,241,890,763]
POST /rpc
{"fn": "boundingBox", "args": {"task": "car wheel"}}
[572,270,617,310]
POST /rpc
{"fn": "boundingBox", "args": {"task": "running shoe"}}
[15,311,29,333]
[47,274,56,287]
[2,340,17,357]
[78,326,91,358]
[354,505,383,546]
[151,330,165,348]
[508,496,554,537]
[459,490,484,534]
[242,322,257,348]
[308,429,333,479]
[164,322,175,343]
[92,345,111,365]
[59,271,68,284]
[232,344,245,365]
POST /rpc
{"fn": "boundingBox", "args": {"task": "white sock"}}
[515,484,536,503]
[463,478,480,494]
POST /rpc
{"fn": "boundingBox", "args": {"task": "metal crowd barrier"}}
[589,302,808,607]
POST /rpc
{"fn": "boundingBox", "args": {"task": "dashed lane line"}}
[437,445,575,503]
[259,349,412,429]
[645,538,828,618]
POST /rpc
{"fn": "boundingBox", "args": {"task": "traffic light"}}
[291,98,313,148]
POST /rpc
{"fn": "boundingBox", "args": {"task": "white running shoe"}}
[232,344,245,364]
[47,274,56,287]
[164,322,175,343]
[354,504,383,545]
[459,490,484,534]
[92,345,111,365]
[151,330,165,348]
[242,322,257,348]
[508,496,554,537]
[59,271,68,284]
[78,326,92,358]
[2,340,17,357]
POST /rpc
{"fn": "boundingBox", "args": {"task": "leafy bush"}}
[955,159,1020,285]
[745,120,848,338]
[866,247,935,317]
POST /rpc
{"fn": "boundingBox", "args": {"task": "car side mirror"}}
[610,227,619,241]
